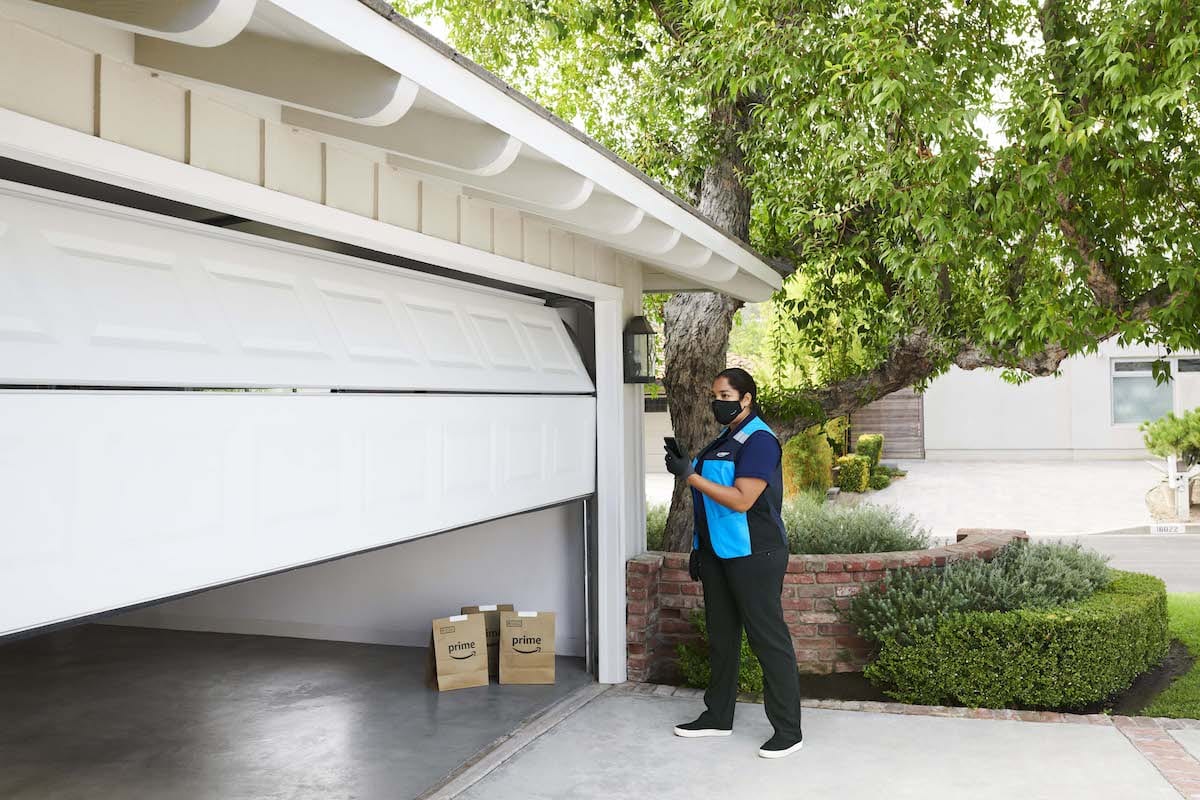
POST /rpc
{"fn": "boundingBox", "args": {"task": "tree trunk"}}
[660,100,753,552]
[661,291,743,552]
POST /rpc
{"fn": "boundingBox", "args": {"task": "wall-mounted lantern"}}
[623,315,657,383]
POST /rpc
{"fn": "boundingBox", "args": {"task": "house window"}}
[1111,360,1175,424]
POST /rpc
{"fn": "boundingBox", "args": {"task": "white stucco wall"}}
[924,338,1199,459]
[109,503,587,656]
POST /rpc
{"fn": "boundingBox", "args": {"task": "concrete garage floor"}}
[0,624,591,800]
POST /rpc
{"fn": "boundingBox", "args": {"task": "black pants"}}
[698,546,803,739]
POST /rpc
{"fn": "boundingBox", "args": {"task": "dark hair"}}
[715,367,761,415]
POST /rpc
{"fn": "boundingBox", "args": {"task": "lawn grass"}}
[1142,593,1200,719]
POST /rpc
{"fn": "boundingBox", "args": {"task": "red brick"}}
[663,553,690,570]
[660,595,701,609]
[804,560,827,573]
[660,618,696,634]
[680,583,702,596]
[783,573,808,584]
[792,637,838,650]
[626,613,646,629]
[627,642,645,655]
[781,597,814,611]
[818,623,857,635]
[660,569,692,583]
[627,600,650,615]
[795,573,816,584]
[798,611,841,624]
[834,598,852,610]
[842,560,867,572]
[825,561,846,572]
[627,587,648,601]
[785,558,806,573]
[788,623,817,637]
[794,584,836,597]
[834,661,865,673]
[659,582,681,595]
[856,570,888,583]
[865,559,885,571]
[835,585,862,597]
[816,572,852,584]
[626,575,650,590]
[813,598,837,612]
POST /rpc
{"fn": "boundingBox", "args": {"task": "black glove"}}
[688,548,702,581]
[664,445,695,479]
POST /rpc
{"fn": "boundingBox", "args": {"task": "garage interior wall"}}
[109,503,587,656]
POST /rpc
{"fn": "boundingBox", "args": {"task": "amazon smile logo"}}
[512,634,542,654]
[448,641,477,660]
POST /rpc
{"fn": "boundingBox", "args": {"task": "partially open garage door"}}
[0,181,596,639]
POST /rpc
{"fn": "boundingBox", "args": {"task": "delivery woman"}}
[663,367,804,759]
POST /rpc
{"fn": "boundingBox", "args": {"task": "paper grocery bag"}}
[499,611,556,685]
[461,604,514,680]
[425,613,489,691]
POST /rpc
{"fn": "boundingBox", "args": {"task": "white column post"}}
[594,295,628,684]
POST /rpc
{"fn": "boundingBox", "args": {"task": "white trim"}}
[266,0,782,292]
[0,108,622,302]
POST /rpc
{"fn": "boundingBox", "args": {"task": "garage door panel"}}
[0,184,593,392]
[0,392,596,637]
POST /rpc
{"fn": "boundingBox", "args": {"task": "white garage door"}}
[0,181,596,639]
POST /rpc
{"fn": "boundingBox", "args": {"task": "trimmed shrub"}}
[836,454,871,492]
[646,502,668,551]
[868,472,892,490]
[863,570,1169,709]
[856,433,884,467]
[782,491,929,554]
[678,610,763,693]
[782,429,833,497]
[850,541,1112,648]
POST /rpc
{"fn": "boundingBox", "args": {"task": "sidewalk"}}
[453,685,1200,800]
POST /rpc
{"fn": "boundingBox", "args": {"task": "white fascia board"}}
[0,108,621,302]
[265,0,783,295]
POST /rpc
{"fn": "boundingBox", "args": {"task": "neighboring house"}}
[0,0,786,685]
[649,341,1199,468]
[860,338,1200,461]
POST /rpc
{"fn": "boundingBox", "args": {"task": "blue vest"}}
[691,415,786,559]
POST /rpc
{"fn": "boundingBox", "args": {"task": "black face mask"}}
[711,398,744,426]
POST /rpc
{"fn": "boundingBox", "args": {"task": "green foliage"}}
[395,0,1200,406]
[1143,593,1200,719]
[836,454,871,492]
[863,571,1169,709]
[782,491,928,555]
[876,464,908,478]
[868,472,892,490]
[677,610,763,694]
[646,502,668,551]
[782,430,833,497]
[849,541,1112,648]
[822,416,851,457]
[1142,407,1200,467]
[856,434,885,467]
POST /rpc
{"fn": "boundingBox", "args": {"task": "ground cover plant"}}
[1142,593,1200,719]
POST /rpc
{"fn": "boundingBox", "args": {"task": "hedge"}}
[864,570,1169,709]
[856,433,884,467]
[836,454,871,492]
[868,472,891,490]
[782,428,833,497]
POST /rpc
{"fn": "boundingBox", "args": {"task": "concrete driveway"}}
[448,686,1200,800]
[866,459,1160,538]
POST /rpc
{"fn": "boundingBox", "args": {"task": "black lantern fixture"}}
[622,315,657,383]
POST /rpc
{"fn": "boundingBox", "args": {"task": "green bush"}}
[823,416,850,456]
[836,454,871,492]
[849,541,1112,648]
[863,570,1169,709]
[678,610,763,693]
[782,429,833,497]
[856,433,884,467]
[868,472,891,490]
[782,491,929,554]
[646,502,668,551]
[1142,407,1200,467]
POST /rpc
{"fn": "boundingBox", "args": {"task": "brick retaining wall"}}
[626,529,1027,683]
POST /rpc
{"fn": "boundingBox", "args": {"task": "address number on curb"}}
[1151,523,1186,534]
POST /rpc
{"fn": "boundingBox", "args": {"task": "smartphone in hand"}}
[664,436,683,458]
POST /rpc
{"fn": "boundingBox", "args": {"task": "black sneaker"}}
[758,733,804,758]
[673,718,732,738]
